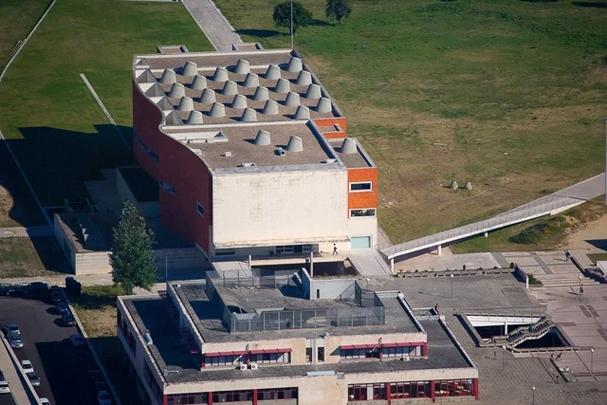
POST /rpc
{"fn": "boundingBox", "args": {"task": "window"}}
[350,209,376,217]
[381,345,421,358]
[257,388,298,400]
[389,381,431,399]
[276,245,295,255]
[306,347,313,363]
[340,347,380,360]
[203,354,243,367]
[317,347,325,362]
[159,180,176,194]
[349,182,372,192]
[212,390,252,403]
[196,201,204,217]
[434,379,474,397]
[167,393,209,405]
[348,384,370,401]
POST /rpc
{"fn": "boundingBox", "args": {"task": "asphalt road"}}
[0,295,98,405]
[0,393,16,405]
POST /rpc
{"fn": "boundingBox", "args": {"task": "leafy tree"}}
[273,1,312,34]
[326,0,352,24]
[110,201,156,295]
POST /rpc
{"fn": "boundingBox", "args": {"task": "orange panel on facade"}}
[348,167,378,211]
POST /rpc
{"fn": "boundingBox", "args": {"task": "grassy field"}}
[0,0,211,208]
[452,200,607,253]
[215,0,607,243]
[0,237,64,277]
[72,285,143,405]
[0,0,50,66]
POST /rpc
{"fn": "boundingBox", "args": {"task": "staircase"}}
[532,272,599,289]
[493,317,554,348]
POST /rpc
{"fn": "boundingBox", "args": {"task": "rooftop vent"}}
[305,84,322,99]
[296,70,312,86]
[182,61,198,76]
[254,130,272,145]
[274,78,291,94]
[223,151,232,157]
[242,73,259,88]
[213,66,229,82]
[186,110,204,125]
[239,162,257,168]
[232,94,248,109]
[241,107,257,122]
[199,88,216,104]
[275,147,286,156]
[284,92,301,107]
[316,97,332,113]
[160,69,176,85]
[209,102,226,118]
[164,110,183,126]
[156,96,173,111]
[234,59,250,74]
[222,80,239,96]
[145,82,164,97]
[252,86,269,101]
[137,69,156,83]
[262,99,280,115]
[168,82,185,98]
[294,105,310,119]
[265,64,281,80]
[286,136,303,152]
[177,96,194,112]
[286,56,303,73]
[341,138,357,154]
[190,75,207,90]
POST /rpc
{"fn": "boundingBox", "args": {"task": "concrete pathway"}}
[0,226,52,238]
[181,0,243,51]
[0,338,30,404]
[383,173,606,262]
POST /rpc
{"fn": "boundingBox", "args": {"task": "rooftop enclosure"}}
[208,274,385,333]
[133,50,344,126]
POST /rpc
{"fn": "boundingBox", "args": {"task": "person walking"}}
[333,243,338,256]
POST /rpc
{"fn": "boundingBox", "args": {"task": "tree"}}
[273,1,312,34]
[325,0,352,24]
[110,201,156,295]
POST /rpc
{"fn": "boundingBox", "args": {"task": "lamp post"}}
[531,386,536,405]
[450,274,454,299]
[591,348,595,375]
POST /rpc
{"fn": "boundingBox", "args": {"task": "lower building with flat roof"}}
[116,270,478,404]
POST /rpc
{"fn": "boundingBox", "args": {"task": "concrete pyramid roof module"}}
[254,129,272,145]
[234,58,250,74]
[209,102,226,118]
[286,135,303,152]
[305,84,322,99]
[252,86,269,101]
[177,96,194,112]
[341,138,357,154]
[182,61,198,76]
[191,75,207,90]
[156,96,173,111]
[241,107,257,122]
[242,73,260,88]
[274,78,291,94]
[222,80,239,96]
[286,56,303,72]
[284,92,301,107]
[262,99,280,115]
[145,82,164,97]
[295,70,312,86]
[316,97,332,113]
[295,105,310,119]
[213,66,229,82]
[231,94,248,109]
[160,69,176,84]
[186,110,204,125]
[165,110,182,126]
[137,69,156,83]
[265,64,281,80]
[168,82,185,98]
[199,88,217,104]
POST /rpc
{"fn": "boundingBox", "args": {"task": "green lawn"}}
[0,237,62,277]
[215,0,607,243]
[0,0,211,206]
[0,0,50,66]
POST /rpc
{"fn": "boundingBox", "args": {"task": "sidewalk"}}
[0,337,30,404]
[181,0,243,51]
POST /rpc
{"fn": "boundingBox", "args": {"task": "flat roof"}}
[329,139,374,169]
[133,49,343,126]
[166,121,339,170]
[173,281,420,343]
[122,296,475,385]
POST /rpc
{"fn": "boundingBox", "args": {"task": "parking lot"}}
[0,292,100,404]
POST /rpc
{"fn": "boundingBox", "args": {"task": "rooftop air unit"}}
[239,363,248,371]
[191,75,207,90]
[182,61,198,76]
[254,130,272,146]
[249,363,259,370]
[286,56,303,72]
[234,58,250,74]
[265,64,282,80]
[286,136,303,152]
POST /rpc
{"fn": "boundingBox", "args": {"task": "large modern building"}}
[132,49,378,259]
[117,269,478,405]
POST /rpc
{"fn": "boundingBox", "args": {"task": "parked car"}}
[55,301,70,315]
[21,360,34,374]
[60,313,75,327]
[26,371,40,387]
[70,334,85,347]
[97,390,112,405]
[7,332,23,349]
[50,288,64,304]
[1,322,20,336]
[0,371,10,394]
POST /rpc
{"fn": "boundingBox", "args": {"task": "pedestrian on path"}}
[333,243,338,256]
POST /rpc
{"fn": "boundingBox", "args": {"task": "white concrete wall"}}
[347,216,378,249]
[212,169,348,248]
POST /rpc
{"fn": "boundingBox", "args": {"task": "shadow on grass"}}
[236,28,283,38]
[7,125,133,208]
[89,335,145,405]
[572,1,607,7]
[71,285,124,310]
[310,18,335,27]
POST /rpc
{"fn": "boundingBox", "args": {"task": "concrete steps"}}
[533,273,599,288]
